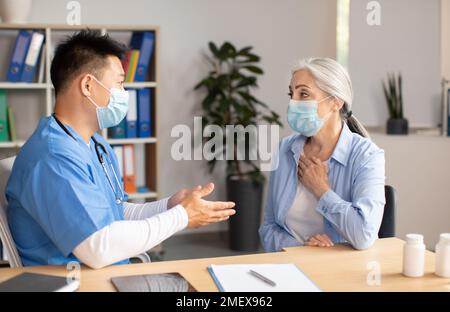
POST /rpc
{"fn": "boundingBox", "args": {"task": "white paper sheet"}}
[208,263,321,292]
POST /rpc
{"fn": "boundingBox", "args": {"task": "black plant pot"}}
[227,177,263,251]
[387,118,408,135]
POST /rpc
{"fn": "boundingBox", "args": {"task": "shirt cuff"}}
[316,189,344,216]
[172,204,189,230]
[159,196,170,212]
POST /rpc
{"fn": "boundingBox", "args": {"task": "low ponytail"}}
[340,103,370,138]
[292,57,370,139]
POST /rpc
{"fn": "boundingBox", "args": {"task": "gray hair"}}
[292,57,369,138]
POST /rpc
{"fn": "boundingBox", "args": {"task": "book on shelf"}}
[0,90,18,143]
[0,90,9,142]
[112,145,124,182]
[6,30,32,82]
[129,31,155,82]
[111,144,138,194]
[126,89,138,138]
[108,118,127,139]
[7,105,17,142]
[125,50,140,82]
[137,88,152,137]
[37,43,46,83]
[448,88,450,136]
[6,30,45,83]
[121,50,132,81]
[122,31,155,82]
[20,31,45,83]
[108,88,152,139]
[123,144,137,193]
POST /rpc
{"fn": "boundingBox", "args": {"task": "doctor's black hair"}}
[50,28,126,96]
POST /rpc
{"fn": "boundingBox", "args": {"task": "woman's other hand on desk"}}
[298,154,330,199]
[305,234,334,247]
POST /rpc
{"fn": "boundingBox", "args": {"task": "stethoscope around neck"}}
[52,114,125,204]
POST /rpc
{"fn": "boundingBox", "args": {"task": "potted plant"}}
[382,73,408,135]
[194,42,282,251]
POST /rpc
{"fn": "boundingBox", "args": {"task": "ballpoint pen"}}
[248,270,277,287]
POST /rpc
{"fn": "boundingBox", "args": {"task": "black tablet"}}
[111,272,197,292]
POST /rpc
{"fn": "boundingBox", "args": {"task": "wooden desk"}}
[0,238,449,291]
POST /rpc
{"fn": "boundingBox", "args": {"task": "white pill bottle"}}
[435,233,450,278]
[402,234,425,277]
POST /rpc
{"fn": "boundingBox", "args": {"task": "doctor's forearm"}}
[73,204,188,269]
[123,197,169,220]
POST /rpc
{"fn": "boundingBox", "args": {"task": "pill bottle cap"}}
[406,234,424,245]
[439,233,450,244]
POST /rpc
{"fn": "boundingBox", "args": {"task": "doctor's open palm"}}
[179,183,236,228]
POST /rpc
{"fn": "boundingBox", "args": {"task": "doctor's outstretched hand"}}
[177,182,236,228]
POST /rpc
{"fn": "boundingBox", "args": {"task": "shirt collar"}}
[331,122,353,166]
[290,122,353,166]
[49,116,92,149]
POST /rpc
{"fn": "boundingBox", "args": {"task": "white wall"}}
[2,1,448,246]
[349,0,449,249]
[349,0,441,128]
[441,0,450,80]
[372,134,450,249]
[24,0,337,233]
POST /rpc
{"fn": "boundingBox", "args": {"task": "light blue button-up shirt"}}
[259,122,385,251]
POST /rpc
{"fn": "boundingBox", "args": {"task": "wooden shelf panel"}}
[0,141,25,148]
[108,138,157,145]
[0,24,159,31]
[0,83,49,89]
[123,82,157,88]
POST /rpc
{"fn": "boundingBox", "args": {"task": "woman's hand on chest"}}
[298,153,330,199]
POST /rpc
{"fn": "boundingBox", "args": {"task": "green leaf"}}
[244,54,260,63]
[235,76,257,89]
[208,42,220,59]
[238,46,253,55]
[201,93,217,110]
[388,73,397,118]
[382,80,394,118]
[243,65,264,75]
[220,42,237,59]
[237,91,256,102]
[398,73,403,119]
[194,78,206,90]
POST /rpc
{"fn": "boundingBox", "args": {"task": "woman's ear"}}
[333,96,345,112]
[80,74,93,97]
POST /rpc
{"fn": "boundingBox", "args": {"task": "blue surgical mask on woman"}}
[287,95,334,137]
[86,75,129,129]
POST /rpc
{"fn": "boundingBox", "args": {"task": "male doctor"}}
[6,29,236,269]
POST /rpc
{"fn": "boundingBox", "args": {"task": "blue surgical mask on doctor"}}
[86,75,129,129]
[287,95,334,137]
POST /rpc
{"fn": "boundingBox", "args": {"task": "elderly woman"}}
[259,57,385,251]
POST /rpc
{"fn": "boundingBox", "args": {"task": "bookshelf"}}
[0,24,160,202]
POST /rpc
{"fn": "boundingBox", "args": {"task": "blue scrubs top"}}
[6,116,128,266]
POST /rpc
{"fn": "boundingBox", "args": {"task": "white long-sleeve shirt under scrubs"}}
[73,197,188,269]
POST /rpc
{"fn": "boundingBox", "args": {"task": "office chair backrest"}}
[0,157,22,268]
[379,185,396,238]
